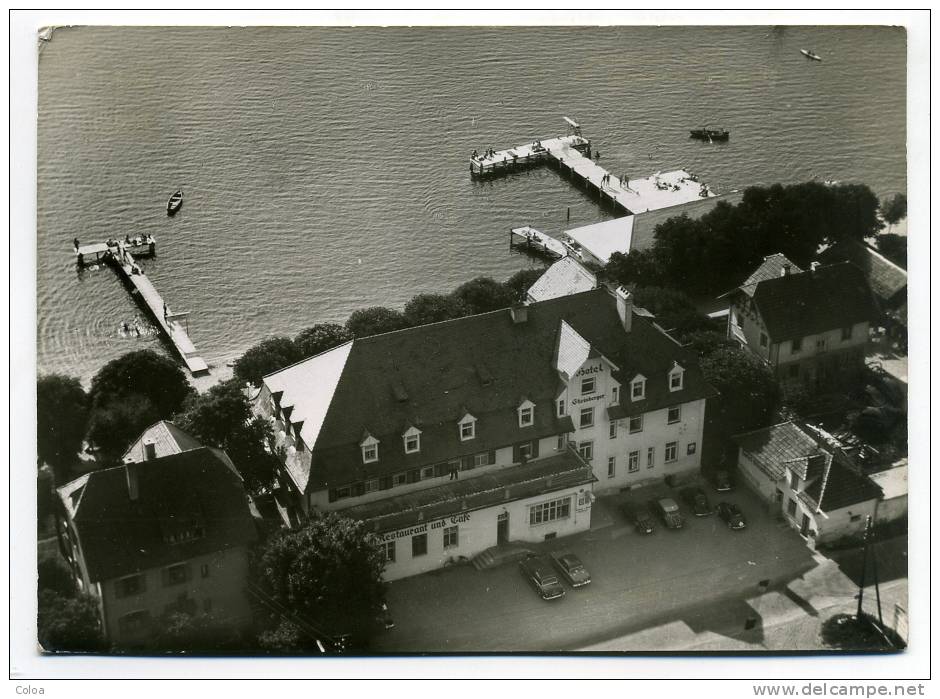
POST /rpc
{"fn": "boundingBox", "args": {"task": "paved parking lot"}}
[372,482,820,653]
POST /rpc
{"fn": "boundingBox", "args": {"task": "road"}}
[373,485,843,653]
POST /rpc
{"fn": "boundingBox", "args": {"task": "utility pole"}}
[856,515,871,618]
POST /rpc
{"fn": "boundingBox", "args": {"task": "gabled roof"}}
[799,451,883,513]
[750,262,879,342]
[733,421,819,480]
[122,420,204,463]
[58,447,257,582]
[263,288,715,492]
[526,257,598,302]
[731,253,803,298]
[818,238,907,304]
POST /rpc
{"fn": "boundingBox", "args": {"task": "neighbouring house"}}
[818,238,908,342]
[723,256,879,395]
[869,459,908,526]
[526,256,598,303]
[252,286,715,580]
[55,424,257,647]
[732,421,884,544]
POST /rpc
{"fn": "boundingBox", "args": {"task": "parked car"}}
[622,502,655,534]
[680,487,714,517]
[650,497,684,529]
[716,501,747,530]
[519,554,566,600]
[711,469,734,492]
[550,551,592,588]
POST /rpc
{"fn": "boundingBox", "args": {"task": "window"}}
[459,417,476,441]
[792,337,803,353]
[383,540,396,563]
[841,326,853,341]
[333,485,352,500]
[760,333,768,348]
[118,610,151,636]
[518,442,533,461]
[787,499,798,518]
[611,385,620,405]
[473,451,492,468]
[789,470,800,491]
[421,466,435,480]
[443,526,459,549]
[393,473,407,486]
[647,447,655,468]
[629,415,643,433]
[665,442,677,463]
[577,440,593,461]
[116,573,144,598]
[667,406,681,424]
[519,405,534,427]
[556,398,566,417]
[687,442,697,456]
[411,533,428,557]
[628,450,640,473]
[580,406,594,428]
[669,364,684,392]
[164,563,189,587]
[404,432,420,454]
[609,421,618,439]
[631,376,646,400]
[556,435,565,451]
[529,496,571,525]
[365,478,380,493]
[581,376,596,395]
[816,337,827,352]
[200,564,210,579]
[607,456,616,478]
[361,434,379,464]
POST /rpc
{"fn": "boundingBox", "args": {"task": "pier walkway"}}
[75,239,209,376]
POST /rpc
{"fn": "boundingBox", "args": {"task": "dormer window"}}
[518,400,535,428]
[360,434,379,464]
[402,426,421,454]
[459,413,476,441]
[668,363,685,392]
[631,375,646,401]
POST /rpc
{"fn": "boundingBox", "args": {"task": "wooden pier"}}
[509,226,568,260]
[75,237,209,376]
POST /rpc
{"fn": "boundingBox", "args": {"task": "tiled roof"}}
[733,421,819,480]
[59,447,257,582]
[263,288,715,493]
[527,257,598,302]
[121,420,204,463]
[339,450,595,534]
[818,239,907,304]
[751,262,879,342]
[629,190,745,253]
[800,451,883,513]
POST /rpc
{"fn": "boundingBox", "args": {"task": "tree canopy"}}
[451,276,514,315]
[294,323,352,359]
[38,589,105,653]
[253,512,387,652]
[503,267,547,302]
[345,307,408,338]
[881,193,907,226]
[403,294,469,327]
[876,233,907,269]
[233,337,302,387]
[631,287,714,339]
[37,374,89,477]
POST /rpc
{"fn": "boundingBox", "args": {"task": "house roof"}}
[564,216,635,265]
[59,447,257,582]
[262,288,715,493]
[799,451,883,513]
[526,257,597,302]
[750,262,879,342]
[629,190,745,253]
[733,421,820,480]
[121,420,204,463]
[868,463,908,501]
[818,238,907,305]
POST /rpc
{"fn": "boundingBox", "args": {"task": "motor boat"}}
[690,127,730,142]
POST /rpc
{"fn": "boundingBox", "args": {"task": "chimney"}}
[143,437,157,461]
[126,462,140,501]
[780,263,791,277]
[810,261,820,272]
[509,303,528,324]
[615,286,633,332]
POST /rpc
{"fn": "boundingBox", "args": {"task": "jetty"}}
[509,226,568,260]
[75,237,209,376]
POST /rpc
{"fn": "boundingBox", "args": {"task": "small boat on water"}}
[166,189,183,216]
[689,127,730,142]
[800,49,822,62]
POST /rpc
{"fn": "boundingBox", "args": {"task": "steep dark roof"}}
[751,262,879,342]
[818,239,907,305]
[61,448,257,582]
[271,288,715,492]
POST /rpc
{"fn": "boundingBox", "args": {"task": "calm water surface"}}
[37,26,906,384]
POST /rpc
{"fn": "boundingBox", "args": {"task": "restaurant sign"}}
[382,512,472,542]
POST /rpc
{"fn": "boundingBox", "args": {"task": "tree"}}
[403,294,469,327]
[36,374,89,478]
[294,323,352,359]
[38,554,77,599]
[38,589,105,653]
[150,611,242,653]
[503,267,547,302]
[881,193,907,226]
[175,379,279,493]
[451,277,514,315]
[876,233,907,269]
[680,330,738,358]
[605,249,664,289]
[828,183,884,241]
[254,512,386,652]
[89,350,192,418]
[345,307,407,338]
[632,287,713,338]
[700,348,780,449]
[87,393,160,462]
[233,337,301,387]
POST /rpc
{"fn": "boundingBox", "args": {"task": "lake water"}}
[36,25,907,385]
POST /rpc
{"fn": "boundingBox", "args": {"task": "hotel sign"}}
[382,512,472,542]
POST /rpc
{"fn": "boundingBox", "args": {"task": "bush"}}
[403,294,470,327]
[820,613,905,651]
[38,589,105,653]
[451,277,514,315]
[503,268,547,302]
